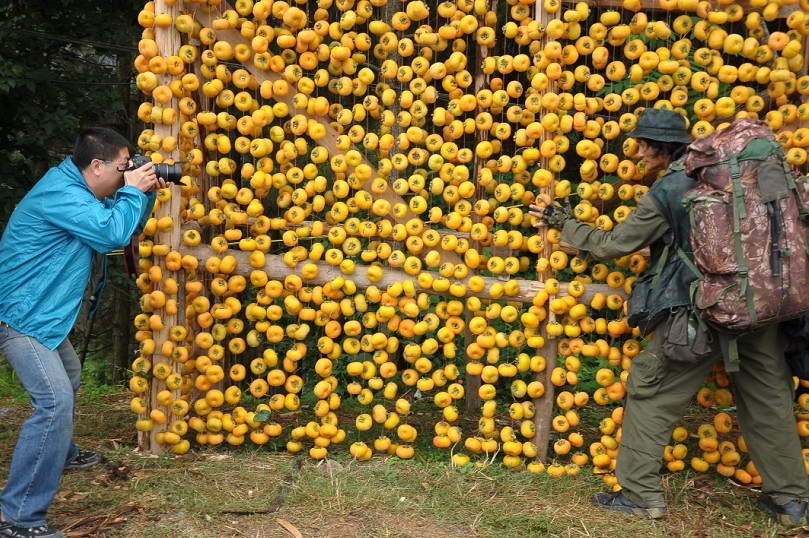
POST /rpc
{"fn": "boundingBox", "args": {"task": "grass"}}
[0,389,804,538]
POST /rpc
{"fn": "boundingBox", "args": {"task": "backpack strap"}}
[650,233,673,288]
[672,240,702,280]
[768,201,782,276]
[730,153,746,220]
[684,191,701,242]
[716,331,741,373]
[671,242,712,329]
[123,234,139,280]
[729,153,758,327]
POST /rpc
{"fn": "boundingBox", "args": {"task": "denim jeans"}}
[0,324,81,527]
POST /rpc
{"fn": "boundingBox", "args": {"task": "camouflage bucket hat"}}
[628,108,691,144]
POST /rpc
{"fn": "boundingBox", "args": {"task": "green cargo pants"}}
[617,319,809,509]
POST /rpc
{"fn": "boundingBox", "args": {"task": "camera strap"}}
[122,234,139,280]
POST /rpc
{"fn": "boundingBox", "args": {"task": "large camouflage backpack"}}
[680,117,809,334]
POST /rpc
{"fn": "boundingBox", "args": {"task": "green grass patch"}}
[0,389,798,537]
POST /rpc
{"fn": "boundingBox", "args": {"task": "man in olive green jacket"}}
[529,108,808,526]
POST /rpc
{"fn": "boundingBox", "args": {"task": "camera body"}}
[129,155,184,184]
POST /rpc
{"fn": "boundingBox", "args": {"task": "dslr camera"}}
[129,155,184,184]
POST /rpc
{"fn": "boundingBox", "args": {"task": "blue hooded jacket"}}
[0,157,154,349]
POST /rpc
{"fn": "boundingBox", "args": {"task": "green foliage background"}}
[0,0,145,231]
[0,0,147,385]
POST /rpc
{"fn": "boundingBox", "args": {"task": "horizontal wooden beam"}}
[180,244,624,305]
[562,0,790,17]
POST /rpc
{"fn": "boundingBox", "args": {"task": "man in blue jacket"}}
[0,127,164,538]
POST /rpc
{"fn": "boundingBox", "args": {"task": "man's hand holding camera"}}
[123,154,184,192]
[123,160,165,193]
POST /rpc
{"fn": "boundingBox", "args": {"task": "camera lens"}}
[153,163,184,184]
[128,155,183,184]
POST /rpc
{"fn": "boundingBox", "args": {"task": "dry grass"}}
[0,391,806,538]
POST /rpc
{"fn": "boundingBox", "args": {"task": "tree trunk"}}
[110,286,132,385]
[111,284,131,386]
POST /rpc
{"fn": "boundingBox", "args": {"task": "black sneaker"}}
[64,449,103,470]
[593,491,667,519]
[0,523,65,538]
[758,493,807,526]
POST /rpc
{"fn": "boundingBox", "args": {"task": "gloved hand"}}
[542,203,572,228]
[529,199,573,228]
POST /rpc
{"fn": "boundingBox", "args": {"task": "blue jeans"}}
[0,324,81,527]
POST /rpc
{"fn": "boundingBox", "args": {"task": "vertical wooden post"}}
[140,186,183,454]
[464,0,498,413]
[139,0,182,453]
[531,0,557,462]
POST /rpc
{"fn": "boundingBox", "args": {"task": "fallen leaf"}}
[275,517,303,538]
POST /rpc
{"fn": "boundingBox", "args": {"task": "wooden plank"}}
[285,222,648,257]
[563,0,764,14]
[532,0,558,464]
[464,2,497,414]
[181,244,623,305]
